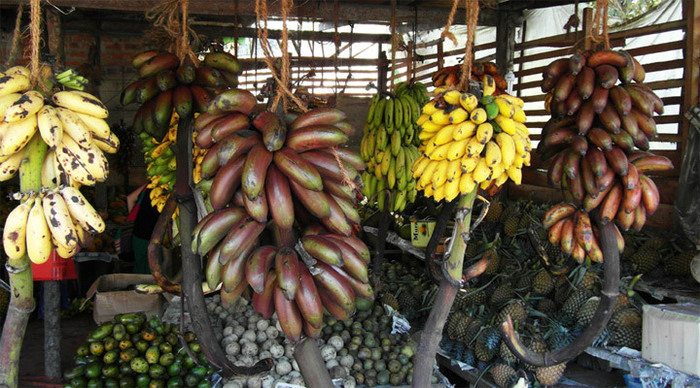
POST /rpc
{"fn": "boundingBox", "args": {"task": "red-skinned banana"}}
[599,104,621,134]
[577,101,595,135]
[295,269,325,329]
[200,141,222,178]
[543,127,576,149]
[621,163,639,190]
[553,74,576,102]
[242,145,273,200]
[330,194,361,226]
[252,272,276,319]
[289,179,331,219]
[569,52,587,75]
[564,90,582,115]
[323,178,356,203]
[195,111,227,133]
[132,50,159,69]
[210,157,245,210]
[332,266,374,300]
[631,154,673,173]
[243,191,269,223]
[559,218,575,255]
[301,235,343,266]
[632,205,647,232]
[209,89,256,115]
[210,113,250,143]
[574,211,594,251]
[590,85,609,113]
[600,183,623,223]
[587,128,613,151]
[604,147,629,176]
[587,234,604,262]
[628,83,663,114]
[139,52,179,78]
[333,122,354,136]
[205,245,223,290]
[313,261,356,314]
[570,135,589,156]
[587,50,629,68]
[548,218,567,246]
[321,194,353,236]
[319,289,351,320]
[563,150,580,179]
[567,173,585,203]
[290,107,346,131]
[245,246,277,293]
[300,151,359,182]
[222,243,252,292]
[617,50,635,83]
[191,211,217,253]
[548,151,566,188]
[318,147,365,172]
[286,125,349,152]
[542,202,576,229]
[611,223,625,253]
[630,109,657,138]
[571,242,586,263]
[217,130,262,167]
[639,174,660,215]
[609,129,635,152]
[195,207,247,256]
[324,235,368,283]
[266,165,295,230]
[275,247,301,300]
[173,85,193,118]
[623,184,642,214]
[624,85,654,116]
[595,166,616,193]
[610,86,632,116]
[338,235,371,263]
[153,89,173,133]
[252,111,287,152]
[595,65,618,89]
[575,66,595,99]
[190,85,213,113]
[303,320,323,338]
[581,156,598,195]
[273,147,324,192]
[220,217,265,261]
[542,58,569,92]
[583,185,608,211]
[616,205,635,231]
[220,281,248,307]
[274,287,303,342]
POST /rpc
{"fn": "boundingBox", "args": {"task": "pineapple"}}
[515,274,532,291]
[533,269,554,295]
[474,326,501,361]
[545,242,563,262]
[485,200,505,223]
[575,297,600,328]
[497,300,528,324]
[561,288,594,322]
[537,298,558,314]
[517,212,532,231]
[490,363,517,387]
[489,283,514,308]
[397,289,419,314]
[613,294,630,313]
[664,250,695,277]
[482,247,501,274]
[499,341,517,365]
[553,276,572,305]
[462,287,487,306]
[380,292,399,311]
[610,325,642,349]
[446,311,468,340]
[503,212,521,237]
[579,271,600,291]
[629,246,661,274]
[461,319,483,347]
[610,308,642,330]
[546,325,574,351]
[536,363,566,386]
[524,336,548,371]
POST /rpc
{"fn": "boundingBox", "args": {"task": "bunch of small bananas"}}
[432,61,507,95]
[0,65,117,263]
[412,75,531,202]
[54,69,90,91]
[360,82,428,212]
[141,112,206,212]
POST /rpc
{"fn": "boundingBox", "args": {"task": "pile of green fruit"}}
[360,82,428,212]
[63,313,214,388]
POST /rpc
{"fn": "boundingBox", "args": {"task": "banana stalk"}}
[411,190,489,388]
[0,133,47,386]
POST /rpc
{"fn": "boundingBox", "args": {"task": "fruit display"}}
[412,75,531,201]
[432,61,507,94]
[63,313,213,388]
[0,65,119,264]
[121,50,241,142]
[139,112,207,212]
[359,82,429,212]
[190,90,371,341]
[538,49,672,263]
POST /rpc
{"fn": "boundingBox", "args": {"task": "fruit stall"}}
[0,0,698,387]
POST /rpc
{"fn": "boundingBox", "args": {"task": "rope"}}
[6,2,24,67]
[145,0,198,64]
[29,0,41,86]
[440,0,460,45]
[389,0,398,91]
[254,0,308,112]
[458,0,480,90]
[591,0,611,49]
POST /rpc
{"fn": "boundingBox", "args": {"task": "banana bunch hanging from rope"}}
[359,82,429,212]
[0,65,117,263]
[432,61,508,95]
[122,50,241,142]
[140,112,207,212]
[412,75,531,202]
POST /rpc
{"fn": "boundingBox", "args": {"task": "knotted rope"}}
[591,0,611,49]
[145,0,198,64]
[29,0,41,86]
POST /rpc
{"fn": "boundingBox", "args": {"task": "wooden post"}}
[437,39,444,70]
[680,0,700,158]
[293,338,333,388]
[516,19,527,98]
[377,50,389,94]
[495,11,516,75]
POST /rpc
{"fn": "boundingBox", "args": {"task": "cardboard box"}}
[642,303,700,377]
[410,219,436,248]
[85,274,164,324]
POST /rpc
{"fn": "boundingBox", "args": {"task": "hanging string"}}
[458,0,480,90]
[145,0,199,63]
[591,0,611,49]
[440,0,460,45]
[255,0,307,112]
[29,0,41,86]
[6,3,24,67]
[389,0,398,91]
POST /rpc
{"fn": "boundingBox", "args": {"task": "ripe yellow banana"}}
[433,183,446,202]
[432,124,456,146]
[444,177,460,202]
[53,236,78,259]
[4,90,44,123]
[429,109,451,126]
[412,156,430,178]
[484,141,502,166]
[460,156,479,173]
[452,121,476,141]
[459,93,478,112]
[422,100,439,115]
[26,197,52,264]
[42,191,79,249]
[446,159,462,182]
[446,139,468,161]
[428,143,450,161]
[494,97,515,119]
[418,160,439,188]
[466,137,485,157]
[475,123,494,144]
[74,111,111,138]
[443,90,462,105]
[472,158,492,183]
[4,66,30,78]
[52,90,108,119]
[0,114,37,155]
[55,145,97,186]
[507,165,523,184]
[0,148,25,181]
[37,105,64,147]
[56,107,93,148]
[41,150,59,188]
[3,200,32,260]
[469,108,487,124]
[496,133,516,168]
[60,186,106,234]
[448,108,468,124]
[60,133,108,182]
[459,173,476,194]
[0,73,30,97]
[92,132,120,154]
[432,159,450,188]
[494,115,517,135]
[0,93,22,119]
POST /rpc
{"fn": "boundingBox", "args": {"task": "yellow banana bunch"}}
[413,75,531,202]
[141,112,207,211]
[359,82,428,212]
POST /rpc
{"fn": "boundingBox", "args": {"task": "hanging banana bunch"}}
[121,50,242,141]
[0,65,119,264]
[413,75,531,202]
[538,49,671,263]
[433,61,508,95]
[359,82,429,212]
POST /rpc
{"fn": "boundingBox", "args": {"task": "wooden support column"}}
[437,39,444,70]
[680,0,700,157]
[46,8,64,67]
[495,10,516,75]
[377,50,389,94]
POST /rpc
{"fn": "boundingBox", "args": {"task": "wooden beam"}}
[679,0,700,159]
[0,0,500,27]
[495,10,517,74]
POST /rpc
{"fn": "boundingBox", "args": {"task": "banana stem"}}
[412,189,477,388]
[0,134,47,386]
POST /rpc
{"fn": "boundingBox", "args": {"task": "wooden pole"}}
[293,338,333,388]
[680,0,699,158]
[495,10,515,75]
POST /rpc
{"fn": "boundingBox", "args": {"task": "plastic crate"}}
[31,251,77,281]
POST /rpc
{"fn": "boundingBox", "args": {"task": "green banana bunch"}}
[55,69,89,91]
[360,82,429,212]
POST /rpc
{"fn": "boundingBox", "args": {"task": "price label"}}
[391,314,411,335]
